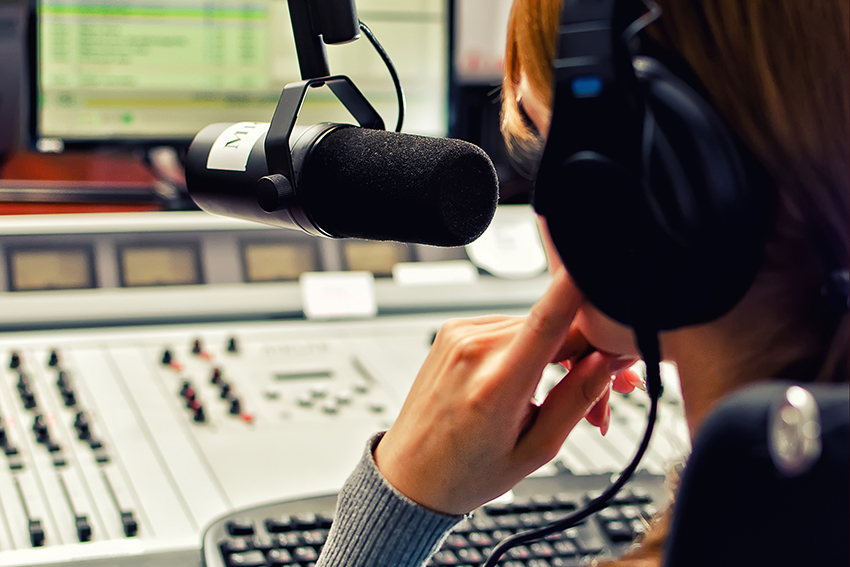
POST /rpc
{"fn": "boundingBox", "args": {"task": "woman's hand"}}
[374,268,638,515]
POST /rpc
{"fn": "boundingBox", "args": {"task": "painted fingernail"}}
[600,404,610,436]
[628,373,646,391]
[608,356,637,375]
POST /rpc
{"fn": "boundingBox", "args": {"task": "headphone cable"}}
[359,20,406,133]
[480,331,663,567]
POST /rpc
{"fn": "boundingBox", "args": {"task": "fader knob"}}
[227,337,239,353]
[121,512,138,537]
[161,350,173,365]
[74,412,91,440]
[47,350,59,367]
[56,370,70,389]
[9,352,21,369]
[29,520,45,547]
[32,415,49,442]
[192,339,202,355]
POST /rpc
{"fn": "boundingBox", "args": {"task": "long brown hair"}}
[501,0,850,564]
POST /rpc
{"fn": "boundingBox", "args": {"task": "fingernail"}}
[628,373,646,391]
[608,356,637,375]
[600,404,610,436]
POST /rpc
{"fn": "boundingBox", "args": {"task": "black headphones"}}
[532,0,776,333]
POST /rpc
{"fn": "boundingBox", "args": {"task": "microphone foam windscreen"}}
[298,127,499,246]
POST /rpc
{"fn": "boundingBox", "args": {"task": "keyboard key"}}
[466,532,494,547]
[226,519,255,537]
[566,525,606,555]
[226,550,265,567]
[292,513,320,529]
[619,505,642,522]
[302,530,327,546]
[292,546,318,562]
[265,517,294,533]
[456,547,484,563]
[603,520,634,542]
[220,538,250,554]
[470,515,497,531]
[519,513,546,527]
[494,515,522,530]
[530,495,557,511]
[453,518,475,534]
[274,532,304,548]
[431,550,460,565]
[444,534,469,549]
[529,541,556,558]
[506,545,532,560]
[552,539,578,556]
[550,558,583,567]
[267,548,293,566]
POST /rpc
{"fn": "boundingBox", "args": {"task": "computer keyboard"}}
[201,471,667,567]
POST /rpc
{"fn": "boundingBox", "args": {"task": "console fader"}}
[0,211,690,567]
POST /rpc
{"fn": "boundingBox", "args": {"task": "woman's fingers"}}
[613,368,645,393]
[502,268,583,401]
[516,351,613,464]
[584,383,610,430]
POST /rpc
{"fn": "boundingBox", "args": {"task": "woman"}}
[316,0,849,565]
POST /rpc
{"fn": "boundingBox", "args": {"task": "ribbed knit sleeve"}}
[316,432,465,567]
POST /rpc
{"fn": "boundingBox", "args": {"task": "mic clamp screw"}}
[257,174,295,213]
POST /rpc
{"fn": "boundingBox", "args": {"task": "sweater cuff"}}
[316,432,465,567]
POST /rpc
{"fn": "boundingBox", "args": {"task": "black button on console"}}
[9,352,21,369]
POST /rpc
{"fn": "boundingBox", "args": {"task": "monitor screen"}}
[35,0,448,146]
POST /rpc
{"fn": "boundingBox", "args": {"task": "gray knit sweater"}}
[315,432,465,567]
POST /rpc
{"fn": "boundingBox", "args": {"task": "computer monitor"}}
[33,0,448,148]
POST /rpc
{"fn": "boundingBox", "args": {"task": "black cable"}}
[480,332,663,567]
[358,20,406,133]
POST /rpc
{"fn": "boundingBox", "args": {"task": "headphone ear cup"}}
[632,56,774,329]
[539,56,774,331]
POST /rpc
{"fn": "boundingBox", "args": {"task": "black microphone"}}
[185,122,499,247]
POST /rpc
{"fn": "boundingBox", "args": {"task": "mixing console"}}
[0,211,690,567]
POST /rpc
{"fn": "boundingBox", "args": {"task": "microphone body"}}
[185,123,499,247]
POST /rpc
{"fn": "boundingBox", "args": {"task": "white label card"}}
[300,271,378,320]
[206,122,271,172]
[392,261,480,286]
